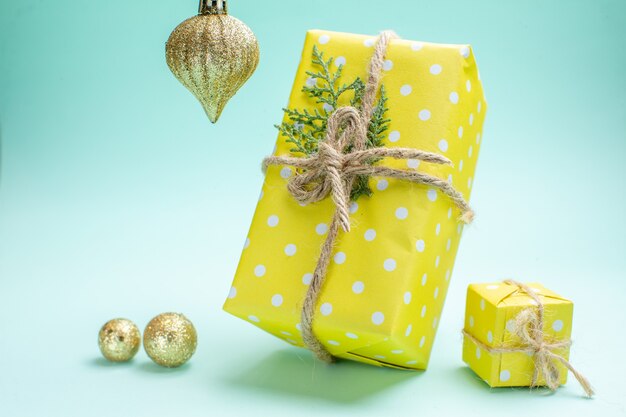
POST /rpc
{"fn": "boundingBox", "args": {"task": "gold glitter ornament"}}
[98,318,141,362]
[143,312,197,368]
[165,0,260,123]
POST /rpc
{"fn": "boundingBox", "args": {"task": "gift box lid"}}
[465,281,573,347]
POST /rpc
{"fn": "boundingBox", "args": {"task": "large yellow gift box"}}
[462,282,573,387]
[224,29,487,369]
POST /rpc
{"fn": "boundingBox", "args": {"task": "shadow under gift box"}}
[224,29,487,369]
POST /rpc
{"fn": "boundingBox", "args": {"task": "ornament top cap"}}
[199,0,228,15]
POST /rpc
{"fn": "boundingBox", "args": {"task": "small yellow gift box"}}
[463,281,575,388]
[224,29,486,369]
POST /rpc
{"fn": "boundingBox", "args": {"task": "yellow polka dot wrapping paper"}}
[462,282,573,386]
[223,30,487,369]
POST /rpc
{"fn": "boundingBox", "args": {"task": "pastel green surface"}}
[0,1,624,416]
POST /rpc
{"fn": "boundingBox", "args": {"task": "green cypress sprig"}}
[276,45,390,200]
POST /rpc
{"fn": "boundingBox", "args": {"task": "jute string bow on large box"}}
[264,31,473,363]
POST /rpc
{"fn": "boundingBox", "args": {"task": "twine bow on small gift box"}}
[263,31,474,363]
[463,280,594,397]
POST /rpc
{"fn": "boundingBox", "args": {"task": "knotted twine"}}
[462,280,594,397]
[264,31,474,363]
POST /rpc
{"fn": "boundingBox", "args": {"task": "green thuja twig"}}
[275,45,390,200]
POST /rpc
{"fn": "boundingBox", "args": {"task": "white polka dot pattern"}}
[284,244,297,256]
[364,229,376,241]
[352,281,365,294]
[271,294,283,307]
[371,312,385,325]
[333,252,346,264]
[315,223,328,235]
[320,303,333,316]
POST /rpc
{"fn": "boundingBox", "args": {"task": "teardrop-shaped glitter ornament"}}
[166,0,260,123]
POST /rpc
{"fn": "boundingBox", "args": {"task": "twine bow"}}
[264,31,473,363]
[463,280,594,397]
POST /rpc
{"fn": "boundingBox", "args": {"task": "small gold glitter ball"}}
[143,312,197,368]
[98,318,141,362]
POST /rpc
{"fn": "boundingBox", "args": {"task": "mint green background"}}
[1,0,624,416]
